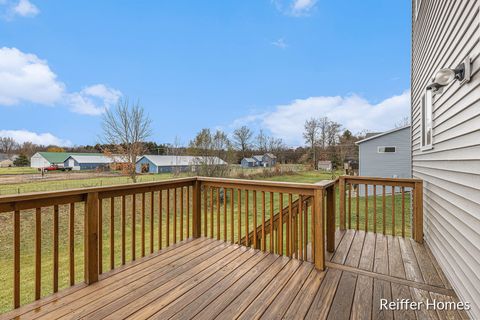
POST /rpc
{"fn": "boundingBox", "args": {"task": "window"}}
[421,90,433,150]
[378,146,396,153]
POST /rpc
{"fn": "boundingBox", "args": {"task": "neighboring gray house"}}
[356,125,411,179]
[64,154,114,171]
[412,0,480,316]
[136,155,227,173]
[240,153,277,168]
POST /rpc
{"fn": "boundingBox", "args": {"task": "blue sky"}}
[0,0,411,147]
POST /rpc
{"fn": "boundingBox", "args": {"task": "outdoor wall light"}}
[426,57,471,92]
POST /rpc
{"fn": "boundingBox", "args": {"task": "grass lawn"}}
[0,170,412,312]
[0,167,38,175]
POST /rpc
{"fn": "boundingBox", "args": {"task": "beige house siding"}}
[412,0,480,317]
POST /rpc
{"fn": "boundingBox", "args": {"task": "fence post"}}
[192,179,202,238]
[313,188,325,270]
[413,181,423,243]
[326,185,335,253]
[85,192,99,284]
[339,176,346,230]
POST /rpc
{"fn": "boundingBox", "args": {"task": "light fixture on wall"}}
[426,57,471,93]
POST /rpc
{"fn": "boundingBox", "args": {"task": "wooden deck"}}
[2,231,467,320]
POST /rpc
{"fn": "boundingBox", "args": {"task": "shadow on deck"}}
[1,230,466,320]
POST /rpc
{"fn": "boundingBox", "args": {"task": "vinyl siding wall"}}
[412,0,480,317]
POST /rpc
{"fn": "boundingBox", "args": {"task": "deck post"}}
[326,185,335,253]
[338,176,346,230]
[413,181,423,243]
[85,192,99,284]
[192,179,202,238]
[313,188,325,270]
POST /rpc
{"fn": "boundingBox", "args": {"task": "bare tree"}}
[188,128,230,177]
[318,117,330,150]
[326,121,342,147]
[256,129,268,153]
[395,116,411,128]
[101,98,152,182]
[232,126,253,158]
[0,137,18,155]
[303,118,320,169]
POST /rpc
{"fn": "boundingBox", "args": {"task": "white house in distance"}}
[240,153,277,168]
[413,0,480,316]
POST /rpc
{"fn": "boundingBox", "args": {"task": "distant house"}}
[136,155,227,174]
[0,154,18,168]
[30,152,73,168]
[64,154,112,171]
[317,161,333,171]
[240,153,277,168]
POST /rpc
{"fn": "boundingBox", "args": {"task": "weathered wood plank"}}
[345,230,366,268]
[331,229,355,265]
[374,234,389,275]
[390,283,416,320]
[359,232,376,271]
[326,271,358,320]
[351,275,373,320]
[372,279,393,320]
[305,268,342,320]
[387,235,406,279]
[399,237,424,283]
[409,238,444,288]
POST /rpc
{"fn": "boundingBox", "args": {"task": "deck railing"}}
[337,176,423,243]
[0,176,336,312]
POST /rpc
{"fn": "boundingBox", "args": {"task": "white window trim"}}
[377,146,397,153]
[420,90,433,151]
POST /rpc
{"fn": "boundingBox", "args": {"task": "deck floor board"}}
[2,232,466,320]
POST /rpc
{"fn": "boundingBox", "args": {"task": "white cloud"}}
[272,0,317,16]
[0,47,64,105]
[231,91,411,145]
[0,47,122,115]
[12,0,38,17]
[271,38,288,49]
[0,129,71,146]
[68,84,122,115]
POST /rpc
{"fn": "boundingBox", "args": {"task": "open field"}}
[0,167,38,175]
[0,171,411,312]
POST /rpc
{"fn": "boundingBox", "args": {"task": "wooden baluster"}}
[230,189,234,243]
[278,193,283,256]
[216,188,220,240]
[356,185,360,230]
[203,186,207,237]
[85,192,99,284]
[159,190,163,249]
[110,197,115,269]
[14,210,20,308]
[69,204,75,286]
[253,190,257,249]
[269,192,274,253]
[304,200,308,261]
[313,189,325,270]
[245,190,249,247]
[299,196,303,260]
[174,188,177,244]
[373,185,377,234]
[132,194,136,261]
[287,194,292,258]
[210,187,214,238]
[121,195,126,265]
[365,184,368,232]
[142,193,146,256]
[166,189,170,247]
[381,186,385,235]
[35,208,42,299]
[293,196,298,259]
[98,199,103,272]
[401,187,405,238]
[413,181,423,243]
[150,192,154,252]
[261,191,266,252]
[326,186,335,253]
[392,186,396,236]
[192,181,202,239]
[348,183,352,229]
[187,187,190,239]
[180,187,184,242]
[223,188,227,241]
[339,177,345,230]
[53,205,59,292]
[237,189,241,244]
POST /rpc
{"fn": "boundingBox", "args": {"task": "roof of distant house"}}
[252,155,263,162]
[36,152,103,163]
[355,125,410,145]
[264,153,277,159]
[242,158,256,163]
[139,155,227,166]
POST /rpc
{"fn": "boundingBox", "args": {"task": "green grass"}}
[0,167,38,175]
[0,170,412,313]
